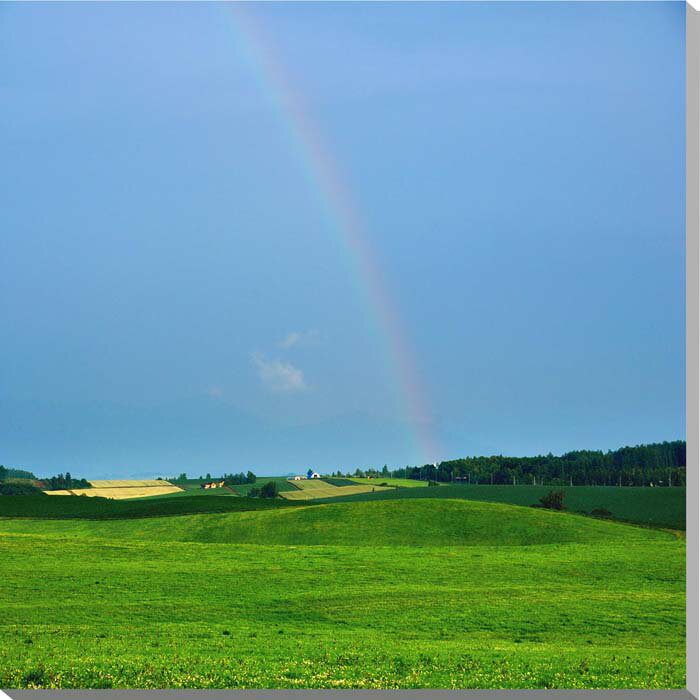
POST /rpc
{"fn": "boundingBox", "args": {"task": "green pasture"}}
[313,484,686,530]
[0,499,677,547]
[0,490,685,688]
[0,499,684,689]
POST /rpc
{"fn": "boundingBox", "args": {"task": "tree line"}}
[0,466,91,490]
[335,441,686,487]
[0,466,37,480]
[164,471,257,485]
[43,472,92,490]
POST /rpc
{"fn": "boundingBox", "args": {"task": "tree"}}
[246,471,256,484]
[0,465,7,481]
[307,468,314,479]
[260,481,279,498]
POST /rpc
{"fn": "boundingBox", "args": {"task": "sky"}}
[0,2,686,478]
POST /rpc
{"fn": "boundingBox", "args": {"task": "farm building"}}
[200,480,225,489]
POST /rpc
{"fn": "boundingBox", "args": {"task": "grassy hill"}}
[0,498,678,547]
[311,484,686,530]
[0,496,684,689]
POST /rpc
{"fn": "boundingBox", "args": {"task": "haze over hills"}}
[0,396,686,478]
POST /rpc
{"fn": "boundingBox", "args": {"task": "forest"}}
[335,441,686,487]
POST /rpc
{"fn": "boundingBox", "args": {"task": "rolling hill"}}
[0,498,678,547]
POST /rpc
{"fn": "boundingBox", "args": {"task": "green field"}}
[313,484,686,530]
[349,477,437,488]
[0,492,685,689]
[0,493,297,520]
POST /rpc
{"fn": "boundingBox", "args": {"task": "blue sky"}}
[0,2,685,478]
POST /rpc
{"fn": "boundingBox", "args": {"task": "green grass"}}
[312,484,686,530]
[0,499,684,689]
[0,499,677,547]
[0,493,297,520]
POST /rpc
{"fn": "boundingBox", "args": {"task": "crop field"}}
[49,486,184,499]
[89,480,169,488]
[0,493,684,689]
[280,481,393,500]
[288,478,334,489]
[44,479,184,500]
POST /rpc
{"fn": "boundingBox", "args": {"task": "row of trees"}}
[43,472,92,491]
[0,466,90,491]
[337,441,686,487]
[222,472,256,485]
[165,471,257,485]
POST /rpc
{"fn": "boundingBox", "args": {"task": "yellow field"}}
[44,480,183,500]
[88,480,169,488]
[288,479,335,490]
[280,483,393,500]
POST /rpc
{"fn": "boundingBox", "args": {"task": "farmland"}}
[280,479,394,501]
[44,479,184,500]
[0,490,685,689]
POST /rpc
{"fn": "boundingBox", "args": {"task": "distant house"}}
[201,480,224,489]
[293,476,303,481]
[310,472,321,479]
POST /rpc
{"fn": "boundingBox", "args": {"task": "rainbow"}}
[225,5,441,465]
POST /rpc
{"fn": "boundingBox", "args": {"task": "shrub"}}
[590,507,613,518]
[535,489,566,510]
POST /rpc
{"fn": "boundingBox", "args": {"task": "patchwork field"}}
[280,478,394,501]
[43,479,184,500]
[0,493,685,689]
[89,480,169,488]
